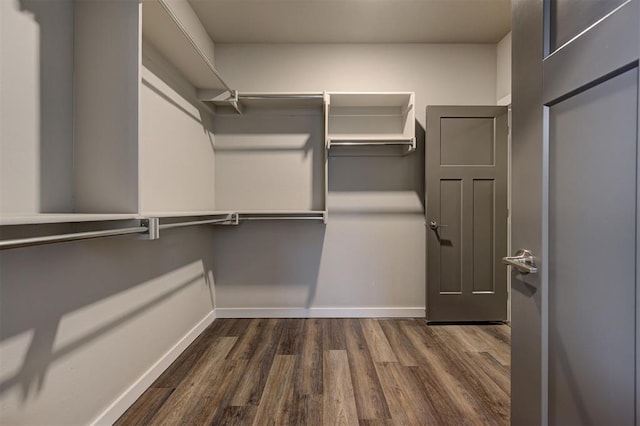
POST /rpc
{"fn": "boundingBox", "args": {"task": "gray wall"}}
[0,8,502,421]
[212,43,497,313]
[0,0,74,214]
[0,2,217,423]
[0,227,216,425]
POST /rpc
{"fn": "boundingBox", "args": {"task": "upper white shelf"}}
[326,92,416,153]
[0,214,141,226]
[198,91,325,115]
[141,0,231,91]
[0,211,238,226]
[328,92,415,108]
[138,210,237,218]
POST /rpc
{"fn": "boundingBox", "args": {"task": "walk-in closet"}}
[1,0,513,423]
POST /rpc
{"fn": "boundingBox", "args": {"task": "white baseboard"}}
[216,307,425,318]
[90,310,217,426]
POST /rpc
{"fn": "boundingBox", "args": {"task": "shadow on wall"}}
[211,222,326,309]
[2,0,221,412]
[141,42,217,142]
[328,120,425,204]
[327,120,426,215]
[16,0,75,213]
[0,226,215,402]
[213,111,326,211]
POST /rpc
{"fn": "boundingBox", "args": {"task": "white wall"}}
[139,44,217,214]
[0,2,218,424]
[0,227,216,425]
[216,44,497,128]
[212,43,497,315]
[0,0,74,214]
[496,32,512,105]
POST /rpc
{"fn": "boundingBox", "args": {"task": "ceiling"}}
[188,0,511,44]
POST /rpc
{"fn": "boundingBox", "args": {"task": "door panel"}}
[511,0,639,423]
[440,118,495,165]
[548,67,637,425]
[426,106,508,322]
[440,179,463,294]
[543,0,638,105]
[473,179,495,293]
[549,0,626,52]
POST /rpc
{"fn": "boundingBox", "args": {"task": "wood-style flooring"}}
[116,318,510,425]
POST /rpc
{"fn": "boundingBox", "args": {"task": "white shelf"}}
[0,214,141,226]
[142,0,231,91]
[140,210,236,218]
[326,92,415,151]
[328,92,415,108]
[199,91,325,115]
[237,211,327,222]
[0,211,239,226]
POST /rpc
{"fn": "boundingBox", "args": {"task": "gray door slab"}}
[426,106,508,322]
[511,0,639,423]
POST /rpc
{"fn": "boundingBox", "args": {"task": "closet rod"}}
[329,141,413,146]
[0,226,149,250]
[240,216,325,221]
[159,216,236,230]
[238,94,324,100]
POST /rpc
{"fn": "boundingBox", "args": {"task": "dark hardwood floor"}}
[116,318,510,425]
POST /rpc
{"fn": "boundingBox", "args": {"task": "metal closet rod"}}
[240,216,325,221]
[0,214,239,250]
[0,226,149,250]
[159,216,237,230]
[329,141,413,146]
[238,94,325,100]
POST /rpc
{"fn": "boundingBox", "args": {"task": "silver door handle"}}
[429,220,448,231]
[502,249,538,274]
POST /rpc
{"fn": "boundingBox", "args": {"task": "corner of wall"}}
[496,32,512,105]
[90,309,216,426]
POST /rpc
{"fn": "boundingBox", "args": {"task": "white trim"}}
[216,307,425,318]
[90,310,217,426]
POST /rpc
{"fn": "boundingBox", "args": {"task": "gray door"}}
[511,0,639,424]
[426,106,508,322]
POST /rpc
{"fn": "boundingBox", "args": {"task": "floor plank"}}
[117,318,511,425]
[146,336,237,424]
[229,318,284,407]
[378,319,420,367]
[344,319,392,422]
[323,350,360,426]
[296,318,323,396]
[360,319,398,363]
[375,361,440,425]
[113,387,173,426]
[252,354,297,425]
